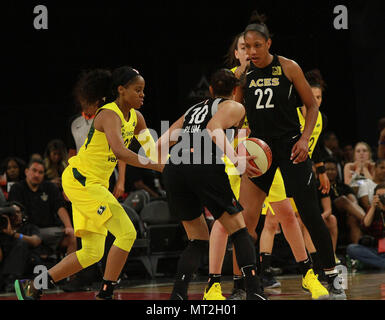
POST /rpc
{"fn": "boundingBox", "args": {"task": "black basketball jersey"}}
[170,97,235,165]
[244,54,300,138]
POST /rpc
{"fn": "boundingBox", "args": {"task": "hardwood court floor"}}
[1,270,384,300]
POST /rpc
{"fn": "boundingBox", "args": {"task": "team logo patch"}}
[41,192,48,202]
[272,66,282,76]
[97,205,106,215]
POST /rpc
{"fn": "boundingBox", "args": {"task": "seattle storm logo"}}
[97,205,106,215]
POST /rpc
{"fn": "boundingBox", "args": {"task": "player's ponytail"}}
[244,10,271,40]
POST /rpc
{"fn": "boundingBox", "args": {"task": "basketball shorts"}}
[249,132,314,199]
[223,155,241,200]
[62,165,122,237]
[162,163,243,221]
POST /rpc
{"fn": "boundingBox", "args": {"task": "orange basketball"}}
[236,138,273,176]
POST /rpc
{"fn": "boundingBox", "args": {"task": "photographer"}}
[0,202,42,292]
[346,183,385,270]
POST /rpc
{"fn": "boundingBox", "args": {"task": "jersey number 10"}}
[255,88,274,109]
[188,105,209,124]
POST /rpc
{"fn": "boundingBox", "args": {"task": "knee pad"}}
[113,227,137,253]
[76,236,105,268]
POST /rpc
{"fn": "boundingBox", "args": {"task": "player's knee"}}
[328,214,337,226]
[263,218,278,233]
[76,244,105,268]
[114,227,137,253]
[280,211,297,228]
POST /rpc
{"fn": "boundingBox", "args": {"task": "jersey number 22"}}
[255,88,274,109]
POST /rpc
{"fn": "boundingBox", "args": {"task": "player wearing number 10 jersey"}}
[158,69,266,300]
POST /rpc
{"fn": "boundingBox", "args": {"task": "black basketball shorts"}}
[249,132,315,197]
[162,164,243,221]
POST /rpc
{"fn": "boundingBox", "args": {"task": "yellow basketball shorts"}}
[62,166,125,237]
[223,156,241,200]
[261,168,287,216]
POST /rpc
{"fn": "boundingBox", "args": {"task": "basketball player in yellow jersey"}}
[15,67,162,300]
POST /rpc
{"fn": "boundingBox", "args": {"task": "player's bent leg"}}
[209,220,228,275]
[218,212,266,300]
[271,199,308,262]
[96,202,137,299]
[204,220,229,300]
[238,175,266,241]
[259,210,281,289]
[171,215,210,300]
[230,175,266,295]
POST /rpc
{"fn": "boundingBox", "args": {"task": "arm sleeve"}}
[135,128,158,162]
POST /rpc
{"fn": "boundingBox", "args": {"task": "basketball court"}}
[1,270,384,300]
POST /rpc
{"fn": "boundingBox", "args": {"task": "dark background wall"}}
[0,1,384,162]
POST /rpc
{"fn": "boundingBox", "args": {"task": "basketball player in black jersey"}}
[234,21,346,298]
[156,69,266,300]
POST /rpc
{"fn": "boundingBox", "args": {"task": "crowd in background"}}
[0,107,384,294]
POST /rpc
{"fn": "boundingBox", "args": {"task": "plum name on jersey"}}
[249,77,280,88]
[184,124,201,133]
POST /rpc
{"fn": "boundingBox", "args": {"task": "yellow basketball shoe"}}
[302,269,329,300]
[203,283,226,300]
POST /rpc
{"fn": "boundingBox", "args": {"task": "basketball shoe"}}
[302,269,329,300]
[203,283,226,300]
[14,279,42,300]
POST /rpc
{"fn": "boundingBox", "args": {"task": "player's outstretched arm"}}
[155,114,185,164]
[207,101,259,177]
[97,109,163,172]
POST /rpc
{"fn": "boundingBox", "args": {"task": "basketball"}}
[236,138,273,176]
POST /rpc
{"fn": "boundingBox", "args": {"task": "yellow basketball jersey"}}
[68,102,137,185]
[297,107,323,158]
[223,66,249,198]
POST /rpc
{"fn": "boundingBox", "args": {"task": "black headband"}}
[114,67,140,87]
[244,23,270,40]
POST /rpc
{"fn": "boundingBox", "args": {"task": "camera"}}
[0,205,17,230]
[379,194,385,206]
[0,201,26,230]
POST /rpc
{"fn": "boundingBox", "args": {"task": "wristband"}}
[316,165,326,174]
[379,141,385,145]
[19,233,23,240]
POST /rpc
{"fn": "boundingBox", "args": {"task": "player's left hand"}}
[290,137,309,164]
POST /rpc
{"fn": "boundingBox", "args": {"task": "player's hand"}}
[234,59,250,79]
[236,155,262,177]
[290,137,309,164]
[64,226,74,237]
[113,181,125,199]
[318,172,330,194]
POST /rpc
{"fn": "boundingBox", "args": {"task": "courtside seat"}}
[123,190,150,214]
[139,200,187,277]
[121,203,153,278]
